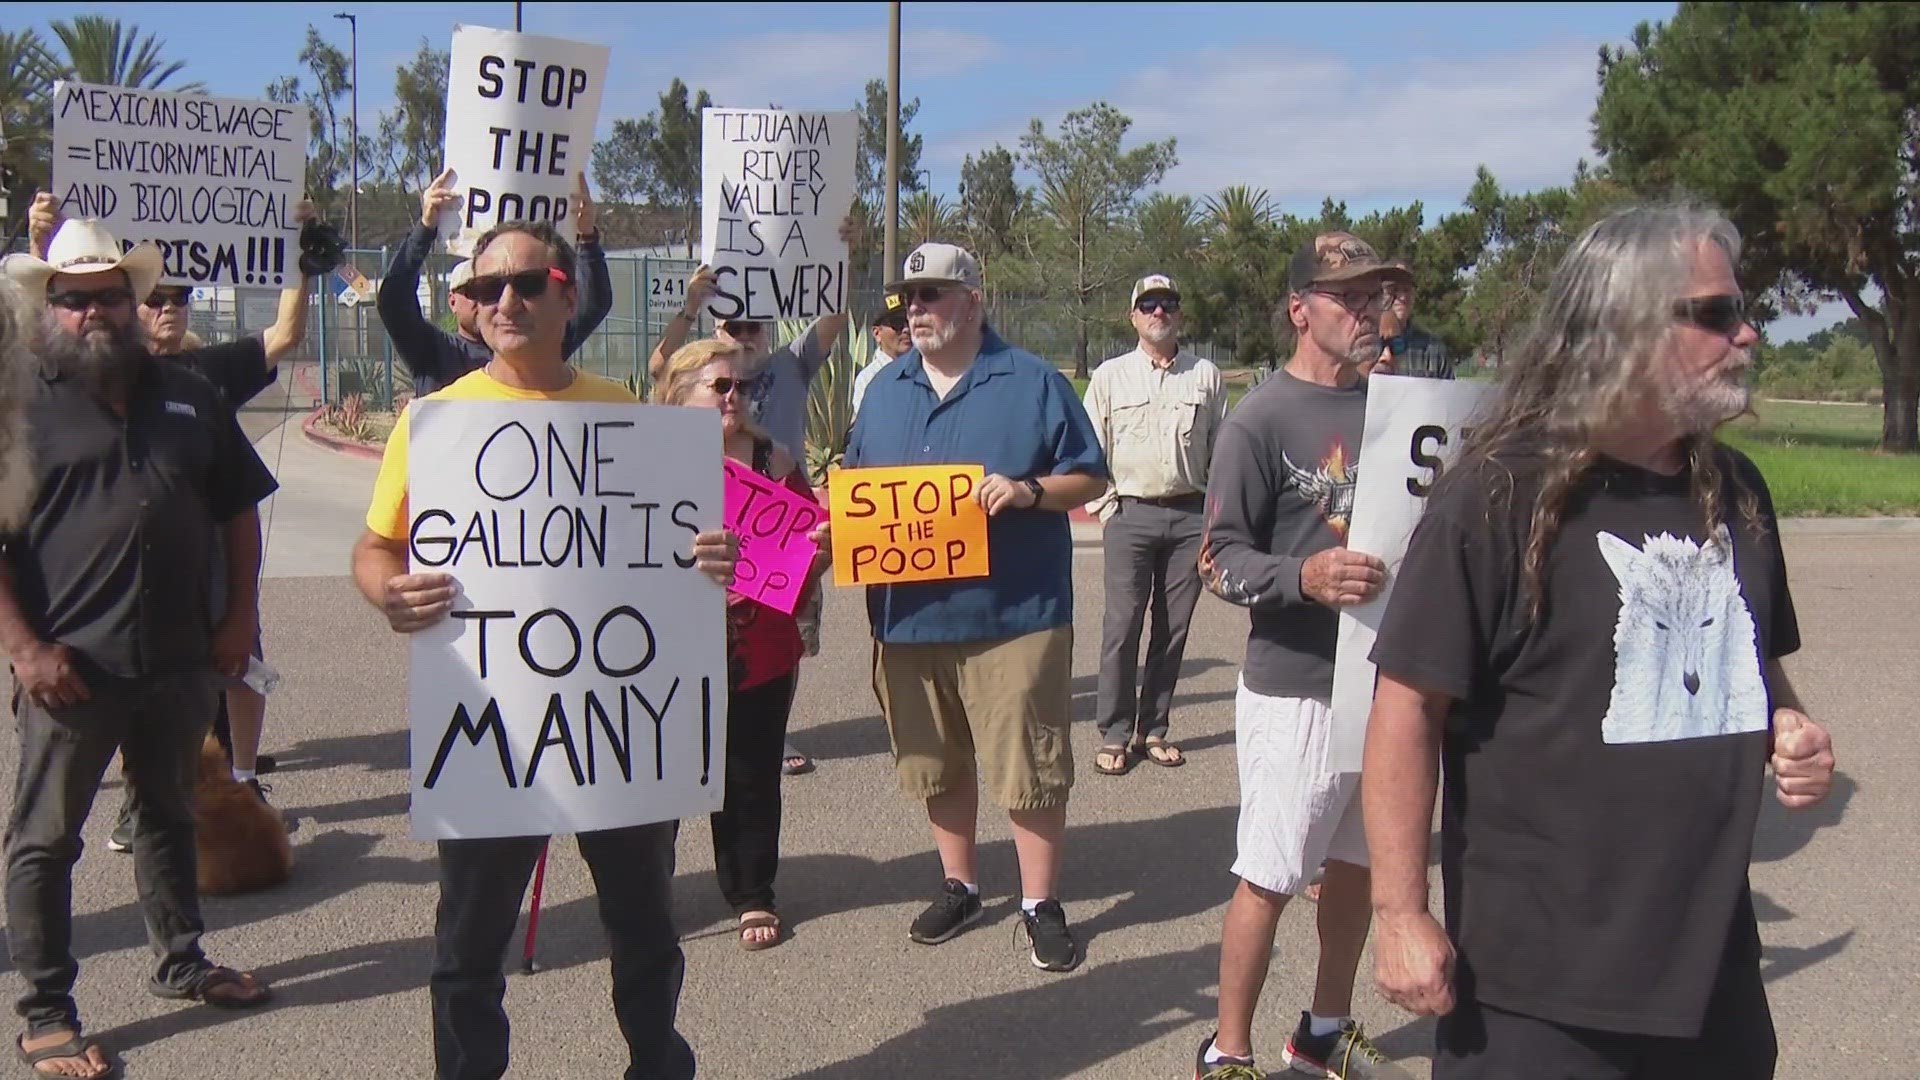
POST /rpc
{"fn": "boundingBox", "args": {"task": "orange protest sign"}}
[828,464,991,586]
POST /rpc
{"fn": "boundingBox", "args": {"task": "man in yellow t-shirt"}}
[349,221,738,1080]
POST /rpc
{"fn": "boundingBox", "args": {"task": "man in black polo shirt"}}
[378,169,613,396]
[0,222,276,1079]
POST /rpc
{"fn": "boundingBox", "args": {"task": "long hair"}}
[0,279,37,529]
[1456,204,1767,616]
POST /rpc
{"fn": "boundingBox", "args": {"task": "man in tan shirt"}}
[1082,275,1229,775]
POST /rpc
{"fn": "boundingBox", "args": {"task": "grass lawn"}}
[1062,370,1916,517]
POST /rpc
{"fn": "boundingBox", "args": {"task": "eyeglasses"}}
[874,317,909,333]
[47,288,134,312]
[899,285,951,306]
[1135,297,1181,315]
[454,266,569,304]
[1310,287,1388,313]
[1673,294,1746,336]
[143,289,192,310]
[703,376,761,397]
[720,320,766,338]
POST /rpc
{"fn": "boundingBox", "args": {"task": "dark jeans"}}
[432,823,694,1080]
[1096,497,1206,746]
[5,674,216,1035]
[1435,959,1775,1080]
[712,673,796,915]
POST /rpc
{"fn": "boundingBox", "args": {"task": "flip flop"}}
[15,1032,119,1080]
[148,966,272,1009]
[1094,746,1135,776]
[781,754,815,776]
[1137,738,1186,768]
[738,911,785,952]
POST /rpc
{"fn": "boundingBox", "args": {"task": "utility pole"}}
[883,2,901,279]
[333,12,359,249]
[515,2,523,31]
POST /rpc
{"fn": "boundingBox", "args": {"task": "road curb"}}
[300,406,385,462]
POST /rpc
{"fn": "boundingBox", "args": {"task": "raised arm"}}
[561,174,613,357]
[376,171,462,381]
[259,200,321,366]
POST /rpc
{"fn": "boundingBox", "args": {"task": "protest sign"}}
[52,81,304,288]
[1328,375,1492,773]
[722,458,821,615]
[441,26,610,256]
[699,108,857,322]
[405,400,726,839]
[828,464,990,586]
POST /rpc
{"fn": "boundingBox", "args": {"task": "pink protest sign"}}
[723,458,823,616]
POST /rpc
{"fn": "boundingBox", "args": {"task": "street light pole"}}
[883,2,900,280]
[333,12,358,250]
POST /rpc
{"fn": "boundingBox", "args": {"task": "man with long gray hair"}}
[1364,204,1836,1078]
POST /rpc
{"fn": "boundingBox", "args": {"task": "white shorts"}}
[1231,679,1368,895]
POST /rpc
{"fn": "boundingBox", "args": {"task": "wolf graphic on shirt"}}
[1596,527,1768,744]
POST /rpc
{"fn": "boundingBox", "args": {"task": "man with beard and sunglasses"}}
[29,192,320,849]
[1,221,279,1080]
[1364,206,1833,1080]
[844,242,1109,973]
[353,220,738,1080]
[1081,274,1227,778]
[378,169,613,397]
[1192,234,1418,1080]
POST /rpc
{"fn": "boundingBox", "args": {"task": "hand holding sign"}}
[572,172,597,238]
[1302,547,1388,608]
[382,571,458,633]
[28,192,59,259]
[692,529,741,590]
[829,464,990,586]
[421,168,462,230]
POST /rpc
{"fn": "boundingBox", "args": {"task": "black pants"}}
[1096,498,1206,746]
[5,675,216,1035]
[431,824,694,1080]
[1435,959,1776,1080]
[711,674,796,915]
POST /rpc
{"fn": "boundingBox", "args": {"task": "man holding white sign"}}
[350,221,739,1080]
[1192,233,1415,1079]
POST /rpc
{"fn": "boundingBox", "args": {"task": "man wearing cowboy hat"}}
[0,220,277,1078]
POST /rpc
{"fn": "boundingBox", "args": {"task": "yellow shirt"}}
[365,366,638,540]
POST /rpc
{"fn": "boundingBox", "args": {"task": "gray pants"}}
[1096,497,1207,747]
[5,674,216,1035]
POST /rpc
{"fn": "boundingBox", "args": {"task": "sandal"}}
[1094,745,1135,776]
[1136,737,1186,768]
[148,966,272,1009]
[781,754,815,776]
[15,1032,118,1079]
[738,911,785,952]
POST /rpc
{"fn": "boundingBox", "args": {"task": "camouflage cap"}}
[1287,231,1414,294]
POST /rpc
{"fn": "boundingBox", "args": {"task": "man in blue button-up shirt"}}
[844,242,1108,973]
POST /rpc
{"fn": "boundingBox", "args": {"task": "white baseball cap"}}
[886,242,982,293]
[447,259,474,291]
[1130,273,1179,307]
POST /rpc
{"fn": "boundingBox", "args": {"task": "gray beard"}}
[38,314,145,392]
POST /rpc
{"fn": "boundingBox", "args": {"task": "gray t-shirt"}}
[747,325,832,460]
[1198,371,1369,698]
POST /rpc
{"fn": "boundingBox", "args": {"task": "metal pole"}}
[515,2,523,31]
[883,2,901,281]
[334,13,359,249]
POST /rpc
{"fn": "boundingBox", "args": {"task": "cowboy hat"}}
[1,219,165,311]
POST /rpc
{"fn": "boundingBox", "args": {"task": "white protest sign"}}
[52,81,305,288]
[405,400,727,840]
[699,108,857,321]
[1329,375,1492,773]
[442,26,610,256]
[647,258,696,319]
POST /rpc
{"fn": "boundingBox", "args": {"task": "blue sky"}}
[19,1,1846,338]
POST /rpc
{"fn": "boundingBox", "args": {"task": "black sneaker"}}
[1018,899,1082,972]
[908,878,983,944]
[254,754,278,776]
[1282,1011,1412,1078]
[107,796,135,853]
[1192,1032,1262,1080]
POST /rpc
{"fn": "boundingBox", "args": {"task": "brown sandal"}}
[738,911,785,952]
[1137,737,1186,768]
[147,966,272,1009]
[1094,745,1135,776]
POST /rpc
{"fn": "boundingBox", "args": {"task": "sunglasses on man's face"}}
[899,285,952,306]
[455,266,568,304]
[144,289,192,310]
[721,321,766,338]
[874,316,909,333]
[1673,294,1746,336]
[47,288,134,312]
[1136,297,1181,315]
[704,375,761,397]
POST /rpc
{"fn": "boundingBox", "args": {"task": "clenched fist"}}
[1770,708,1834,809]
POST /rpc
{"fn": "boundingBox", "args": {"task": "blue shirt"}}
[846,328,1108,645]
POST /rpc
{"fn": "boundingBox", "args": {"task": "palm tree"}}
[899,191,960,247]
[1,29,57,223]
[49,16,205,92]
[1202,185,1275,235]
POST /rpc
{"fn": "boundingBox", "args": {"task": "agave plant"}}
[777,318,877,486]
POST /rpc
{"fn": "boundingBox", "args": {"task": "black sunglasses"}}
[455,267,568,304]
[874,315,909,332]
[48,288,134,312]
[144,289,193,310]
[899,285,951,305]
[721,320,767,337]
[1673,294,1746,335]
[704,375,761,397]
[1136,296,1181,315]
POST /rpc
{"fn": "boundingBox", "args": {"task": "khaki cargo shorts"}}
[871,625,1075,810]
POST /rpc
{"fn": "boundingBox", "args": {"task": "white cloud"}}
[927,40,1606,213]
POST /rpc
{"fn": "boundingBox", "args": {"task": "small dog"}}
[194,735,293,895]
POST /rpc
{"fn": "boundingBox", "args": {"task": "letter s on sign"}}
[1408,424,1447,497]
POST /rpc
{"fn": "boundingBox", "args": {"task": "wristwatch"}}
[1023,477,1045,506]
